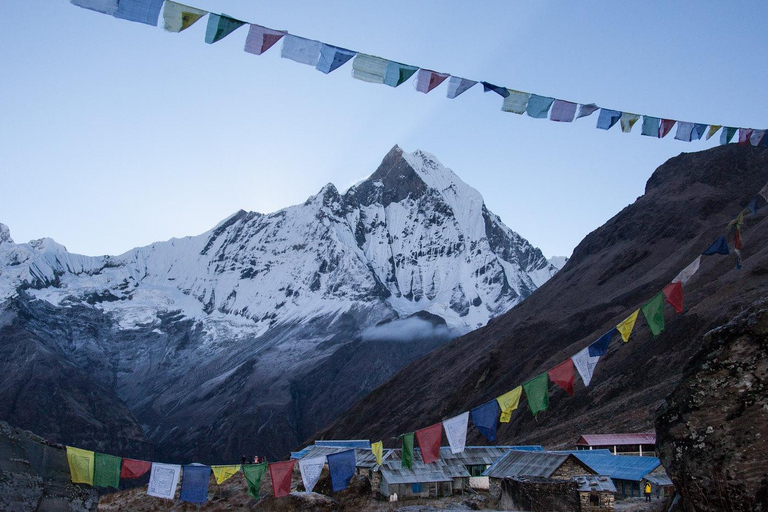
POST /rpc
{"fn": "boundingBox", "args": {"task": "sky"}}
[1,1,767,259]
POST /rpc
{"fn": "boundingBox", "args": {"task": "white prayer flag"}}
[442,412,469,454]
[672,256,701,285]
[446,77,477,99]
[281,35,322,66]
[572,347,600,387]
[147,463,181,500]
[299,456,326,494]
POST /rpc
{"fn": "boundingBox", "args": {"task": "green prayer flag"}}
[642,292,665,337]
[522,372,549,417]
[243,463,268,499]
[93,453,121,489]
[401,433,414,470]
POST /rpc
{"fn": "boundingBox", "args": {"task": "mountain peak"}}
[0,223,12,245]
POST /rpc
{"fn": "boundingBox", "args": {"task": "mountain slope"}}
[316,145,768,450]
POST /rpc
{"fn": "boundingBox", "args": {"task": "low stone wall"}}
[500,477,579,512]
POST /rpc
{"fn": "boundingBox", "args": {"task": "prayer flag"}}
[316,44,356,74]
[617,310,639,342]
[114,0,164,25]
[548,359,575,396]
[471,400,499,442]
[526,95,555,119]
[550,100,578,122]
[147,463,181,500]
[299,456,325,494]
[747,196,761,215]
[384,62,419,87]
[352,54,389,84]
[675,122,695,142]
[243,24,286,55]
[576,103,599,119]
[734,229,742,250]
[641,292,665,337]
[641,116,660,137]
[707,125,722,140]
[120,459,151,479]
[738,128,753,145]
[70,0,118,15]
[93,453,121,489]
[205,13,245,44]
[691,123,707,141]
[281,35,322,66]
[415,423,443,464]
[442,412,469,454]
[588,328,616,357]
[401,433,414,469]
[720,127,738,145]
[673,256,701,285]
[663,281,684,314]
[66,447,94,485]
[415,69,450,93]
[497,386,522,423]
[659,119,676,138]
[620,113,641,133]
[522,373,549,417]
[572,347,600,387]
[180,465,211,504]
[327,450,356,492]
[482,82,510,98]
[162,1,207,32]
[243,463,267,499]
[446,76,477,98]
[596,109,621,130]
[211,465,240,484]
[371,441,383,465]
[702,236,729,256]
[502,90,531,114]
[269,460,296,498]
[750,129,766,146]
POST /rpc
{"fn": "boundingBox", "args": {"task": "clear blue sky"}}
[2,1,766,258]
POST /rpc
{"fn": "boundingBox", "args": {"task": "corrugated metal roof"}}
[551,449,614,455]
[315,440,371,449]
[571,452,661,482]
[296,446,392,468]
[644,473,673,486]
[573,475,617,493]
[576,433,656,446]
[380,465,454,484]
[438,446,513,466]
[483,451,593,479]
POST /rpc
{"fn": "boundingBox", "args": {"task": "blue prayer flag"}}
[481,82,510,98]
[588,328,617,357]
[641,116,660,137]
[327,449,356,492]
[526,95,555,119]
[471,400,499,442]
[316,44,356,74]
[691,124,707,141]
[179,465,211,504]
[702,236,729,256]
[596,109,621,130]
[114,0,164,25]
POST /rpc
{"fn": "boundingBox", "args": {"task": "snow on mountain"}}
[548,256,569,271]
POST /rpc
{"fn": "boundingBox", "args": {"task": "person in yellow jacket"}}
[645,482,652,502]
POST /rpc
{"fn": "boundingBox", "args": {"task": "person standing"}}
[645,481,652,502]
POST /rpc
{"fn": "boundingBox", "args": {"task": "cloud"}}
[361,316,458,343]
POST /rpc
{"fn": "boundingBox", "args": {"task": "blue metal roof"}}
[508,445,545,452]
[314,440,371,449]
[570,452,661,482]
[550,449,614,455]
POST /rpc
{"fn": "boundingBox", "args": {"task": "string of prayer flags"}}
[401,433,414,470]
[597,109,622,130]
[659,119,676,138]
[497,386,522,423]
[442,412,469,454]
[707,125,722,140]
[243,24,286,55]
[243,463,268,499]
[328,450,356,492]
[71,0,118,16]
[115,0,164,26]
[588,328,617,357]
[502,90,531,115]
[205,13,245,44]
[641,116,660,137]
[415,69,450,93]
[316,44,356,74]
[162,1,207,33]
[548,359,575,396]
[446,77,477,99]
[672,256,701,285]
[299,456,326,494]
[180,465,211,504]
[738,129,753,145]
[675,122,695,142]
[371,441,384,465]
[212,465,240,484]
[642,292,666,337]
[281,35,322,66]
[93,453,121,489]
[702,236,729,256]
[550,100,578,122]
[482,82,510,98]
[721,127,738,145]
[526,95,555,119]
[663,281,684,314]
[576,103,599,119]
[617,310,639,343]
[572,347,600,387]
[471,400,500,442]
[121,458,151,479]
[620,113,641,133]
[384,62,419,88]
[415,423,443,464]
[522,373,549,416]
[66,447,95,485]
[147,463,181,500]
[352,54,389,84]
[691,123,707,141]
[269,460,296,498]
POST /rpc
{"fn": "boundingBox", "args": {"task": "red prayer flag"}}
[415,423,443,464]
[120,458,151,479]
[269,460,296,498]
[734,229,743,250]
[659,119,676,138]
[548,358,575,396]
[663,281,684,314]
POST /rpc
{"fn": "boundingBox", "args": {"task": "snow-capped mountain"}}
[0,146,558,461]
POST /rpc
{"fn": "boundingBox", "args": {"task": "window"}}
[412,483,422,493]
[590,492,600,505]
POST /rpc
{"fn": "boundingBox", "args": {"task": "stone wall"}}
[552,457,595,479]
[579,490,615,511]
[500,477,579,512]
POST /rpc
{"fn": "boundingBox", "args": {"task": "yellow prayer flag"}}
[617,310,639,342]
[371,441,383,466]
[706,125,722,140]
[497,386,522,423]
[66,446,95,485]
[211,465,241,484]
